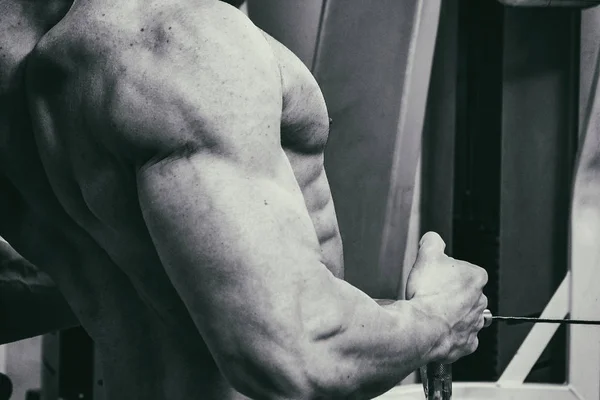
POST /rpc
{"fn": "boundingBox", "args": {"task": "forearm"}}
[138,158,443,399]
[0,241,79,344]
[297,277,443,399]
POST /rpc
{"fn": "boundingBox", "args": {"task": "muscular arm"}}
[128,9,443,399]
[30,3,445,398]
[0,239,78,344]
[139,147,442,400]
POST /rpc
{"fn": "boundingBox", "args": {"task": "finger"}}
[468,336,479,355]
[447,335,480,363]
[478,294,488,311]
[419,231,445,250]
[476,312,486,331]
[478,267,489,287]
[416,232,446,263]
[456,260,488,287]
[463,262,489,287]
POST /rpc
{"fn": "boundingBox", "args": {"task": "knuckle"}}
[480,294,488,309]
[479,268,489,286]
[469,337,479,354]
[447,353,460,364]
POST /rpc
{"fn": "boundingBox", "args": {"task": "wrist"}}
[405,298,449,363]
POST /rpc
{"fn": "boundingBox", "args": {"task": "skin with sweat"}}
[0,0,487,398]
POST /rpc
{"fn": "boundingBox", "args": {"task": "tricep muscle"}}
[137,148,340,397]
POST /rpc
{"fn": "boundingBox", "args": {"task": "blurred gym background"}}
[2,0,600,398]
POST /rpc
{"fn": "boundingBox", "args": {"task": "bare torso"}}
[0,1,342,398]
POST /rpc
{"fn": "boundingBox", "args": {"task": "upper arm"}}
[138,155,333,395]
[74,7,342,397]
[135,64,334,400]
[27,5,343,394]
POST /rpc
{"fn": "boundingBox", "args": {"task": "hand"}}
[405,232,488,364]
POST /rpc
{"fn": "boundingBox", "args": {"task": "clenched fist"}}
[406,232,488,363]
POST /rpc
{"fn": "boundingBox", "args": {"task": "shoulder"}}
[261,31,328,122]
[260,31,330,153]
[28,1,278,87]
[26,1,285,165]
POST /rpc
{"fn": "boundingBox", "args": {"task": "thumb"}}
[406,232,446,300]
[416,231,446,264]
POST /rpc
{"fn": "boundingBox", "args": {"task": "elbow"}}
[216,282,360,398]
[218,339,356,400]
[301,346,363,399]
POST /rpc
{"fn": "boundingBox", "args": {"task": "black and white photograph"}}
[1,0,599,399]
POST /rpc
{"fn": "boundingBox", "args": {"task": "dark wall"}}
[497,6,578,382]
[447,1,579,382]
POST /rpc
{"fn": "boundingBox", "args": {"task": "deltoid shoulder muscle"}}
[27,2,284,166]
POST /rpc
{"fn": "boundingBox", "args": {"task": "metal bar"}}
[492,316,600,325]
[497,273,570,383]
